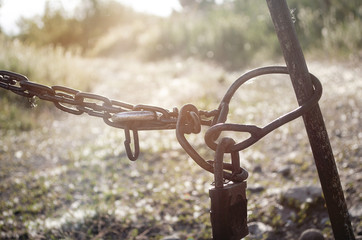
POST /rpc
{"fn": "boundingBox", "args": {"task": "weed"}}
[0,35,98,131]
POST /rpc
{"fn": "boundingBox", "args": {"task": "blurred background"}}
[0,0,361,239]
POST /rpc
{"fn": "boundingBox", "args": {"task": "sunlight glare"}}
[0,0,181,35]
[117,0,181,17]
[0,0,81,34]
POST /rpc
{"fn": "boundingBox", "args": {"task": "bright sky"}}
[0,0,181,35]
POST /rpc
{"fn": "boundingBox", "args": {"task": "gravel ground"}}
[0,58,361,239]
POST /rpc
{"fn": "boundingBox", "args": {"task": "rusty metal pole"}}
[266,0,355,239]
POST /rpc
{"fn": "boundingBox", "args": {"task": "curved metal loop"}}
[214,138,234,188]
[214,138,249,187]
[206,66,322,153]
[176,104,202,134]
[212,138,249,187]
[133,104,171,119]
[74,92,113,118]
[124,126,140,161]
[205,124,261,152]
[52,86,83,115]
[229,142,249,182]
[213,66,304,124]
[210,66,292,139]
[176,104,214,172]
[20,81,55,101]
[0,70,32,97]
[176,104,248,182]
[189,111,201,133]
[0,70,28,82]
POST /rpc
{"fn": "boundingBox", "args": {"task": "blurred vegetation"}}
[2,0,360,69]
[144,0,361,69]
[0,1,361,238]
[288,0,361,57]
[0,0,361,131]
[142,1,280,69]
[0,35,97,132]
[16,0,137,53]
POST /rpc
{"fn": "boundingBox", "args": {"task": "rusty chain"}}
[0,66,322,182]
[0,70,216,130]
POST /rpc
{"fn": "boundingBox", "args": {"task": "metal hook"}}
[124,126,140,161]
[176,104,248,182]
[205,69,322,153]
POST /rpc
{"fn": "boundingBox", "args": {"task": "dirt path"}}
[0,58,361,239]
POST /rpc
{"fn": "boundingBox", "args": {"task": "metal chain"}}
[0,67,322,182]
[0,70,217,131]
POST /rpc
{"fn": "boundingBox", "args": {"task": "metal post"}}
[266,0,355,239]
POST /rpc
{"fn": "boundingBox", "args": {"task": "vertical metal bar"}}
[266,0,355,239]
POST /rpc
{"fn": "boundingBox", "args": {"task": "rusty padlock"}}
[209,138,248,240]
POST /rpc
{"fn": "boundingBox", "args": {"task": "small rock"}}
[248,222,272,238]
[248,184,265,193]
[272,204,296,225]
[280,186,323,208]
[161,235,180,240]
[320,217,330,226]
[356,221,362,237]
[278,166,292,178]
[349,203,362,218]
[253,165,262,173]
[298,229,324,240]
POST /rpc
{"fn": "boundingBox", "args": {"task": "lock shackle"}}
[214,137,236,188]
[231,151,241,175]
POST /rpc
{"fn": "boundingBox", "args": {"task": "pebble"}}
[298,229,324,240]
[253,165,262,173]
[161,235,180,240]
[320,217,330,226]
[248,184,265,193]
[349,203,362,218]
[280,185,323,208]
[278,166,292,178]
[248,222,272,238]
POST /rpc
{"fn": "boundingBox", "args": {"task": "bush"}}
[0,35,97,131]
[9,0,361,69]
[142,3,280,70]
[289,0,362,58]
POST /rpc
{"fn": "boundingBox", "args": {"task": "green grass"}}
[1,2,360,237]
[0,49,360,239]
[89,1,361,69]
[0,35,98,132]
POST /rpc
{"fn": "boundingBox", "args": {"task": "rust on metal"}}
[0,3,355,236]
[112,111,157,122]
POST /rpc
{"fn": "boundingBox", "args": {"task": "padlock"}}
[209,138,248,240]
